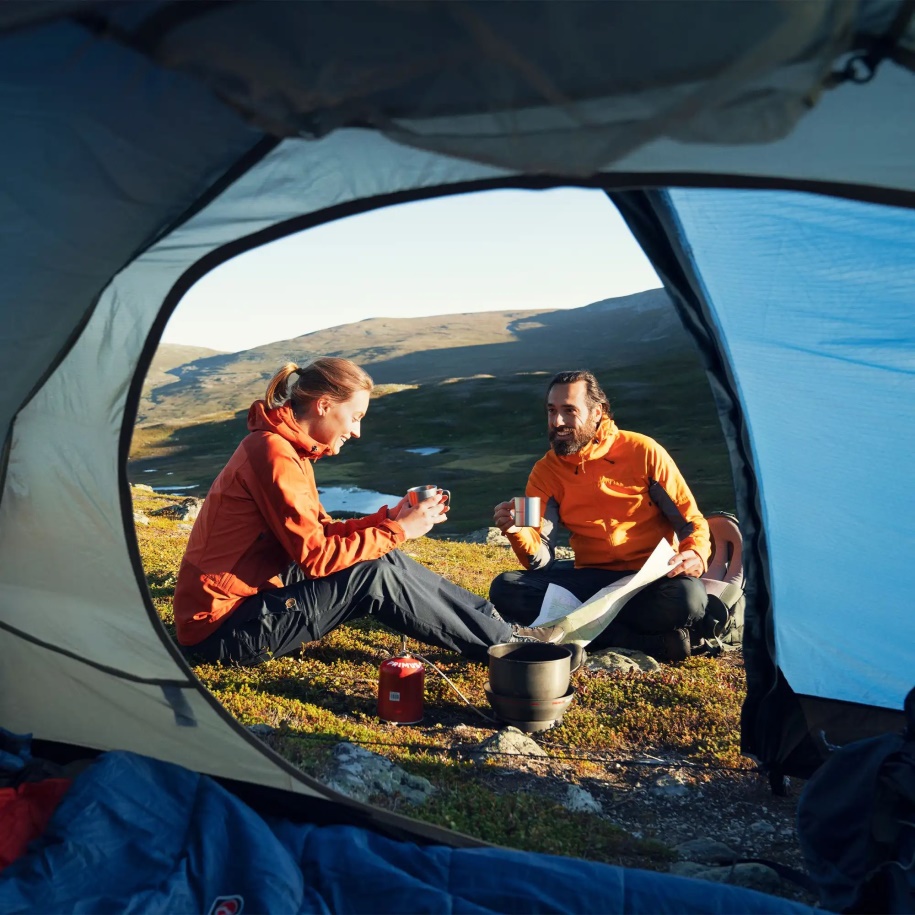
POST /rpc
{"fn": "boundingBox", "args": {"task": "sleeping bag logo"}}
[208,895,244,915]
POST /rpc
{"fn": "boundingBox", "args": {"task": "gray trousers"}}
[189,550,512,666]
[489,560,708,650]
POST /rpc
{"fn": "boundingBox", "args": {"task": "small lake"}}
[319,486,401,514]
[151,484,200,492]
[405,447,443,456]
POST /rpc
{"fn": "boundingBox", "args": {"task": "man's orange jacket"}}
[173,401,405,646]
[505,416,711,573]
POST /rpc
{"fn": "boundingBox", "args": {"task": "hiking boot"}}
[658,627,692,663]
[695,598,730,642]
[601,624,691,664]
[509,624,564,645]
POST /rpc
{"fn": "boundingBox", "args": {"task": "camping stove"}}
[377,649,424,724]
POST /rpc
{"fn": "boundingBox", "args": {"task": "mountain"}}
[130,288,736,529]
[142,343,225,392]
[137,289,685,426]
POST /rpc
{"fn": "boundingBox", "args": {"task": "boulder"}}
[322,743,434,805]
[470,726,547,763]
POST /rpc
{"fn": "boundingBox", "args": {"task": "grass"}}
[132,486,751,874]
[129,354,736,534]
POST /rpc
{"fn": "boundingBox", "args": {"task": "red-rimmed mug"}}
[407,484,451,508]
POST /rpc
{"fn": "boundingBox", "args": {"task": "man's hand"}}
[394,492,448,540]
[493,500,519,534]
[667,548,703,578]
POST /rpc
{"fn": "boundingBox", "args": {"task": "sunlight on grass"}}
[133,486,749,872]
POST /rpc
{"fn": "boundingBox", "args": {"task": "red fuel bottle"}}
[377,653,424,724]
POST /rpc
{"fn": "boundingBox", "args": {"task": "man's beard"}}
[549,417,599,456]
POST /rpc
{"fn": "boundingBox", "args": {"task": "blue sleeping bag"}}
[0,750,818,913]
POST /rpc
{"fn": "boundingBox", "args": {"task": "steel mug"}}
[513,495,541,527]
[407,484,451,508]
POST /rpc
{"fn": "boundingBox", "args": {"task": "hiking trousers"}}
[489,560,707,650]
[188,550,512,666]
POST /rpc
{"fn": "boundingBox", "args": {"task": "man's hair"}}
[546,370,613,419]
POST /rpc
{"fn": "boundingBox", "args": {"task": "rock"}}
[650,774,689,798]
[669,861,708,878]
[151,497,203,522]
[455,530,573,560]
[694,863,782,895]
[133,511,150,525]
[248,723,274,737]
[562,784,602,814]
[589,652,641,674]
[674,838,738,864]
[747,819,776,835]
[322,743,434,805]
[586,648,660,674]
[469,726,547,763]
[459,527,510,546]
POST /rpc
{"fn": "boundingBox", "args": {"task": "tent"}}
[0,0,912,904]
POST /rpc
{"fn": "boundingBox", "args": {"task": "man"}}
[489,370,721,662]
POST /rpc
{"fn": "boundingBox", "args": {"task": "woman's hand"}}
[386,496,408,521]
[667,548,703,578]
[393,492,449,540]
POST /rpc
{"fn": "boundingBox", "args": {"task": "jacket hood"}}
[555,414,619,468]
[247,400,333,460]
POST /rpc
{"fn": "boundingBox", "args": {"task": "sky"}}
[163,187,662,354]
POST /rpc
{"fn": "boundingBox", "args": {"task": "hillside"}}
[137,289,682,426]
[130,289,736,529]
[141,343,225,392]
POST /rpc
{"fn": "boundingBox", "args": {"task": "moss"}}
[132,487,749,875]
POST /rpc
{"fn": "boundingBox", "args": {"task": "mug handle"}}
[440,489,451,507]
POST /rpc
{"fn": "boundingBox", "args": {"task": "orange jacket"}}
[505,416,710,573]
[173,401,405,645]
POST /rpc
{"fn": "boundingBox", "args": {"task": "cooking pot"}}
[488,642,572,700]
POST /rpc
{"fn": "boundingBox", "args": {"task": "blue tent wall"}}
[668,188,915,714]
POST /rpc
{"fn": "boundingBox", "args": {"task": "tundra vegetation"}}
[135,486,754,874]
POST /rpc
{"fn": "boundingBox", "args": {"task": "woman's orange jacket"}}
[505,416,711,573]
[173,401,405,646]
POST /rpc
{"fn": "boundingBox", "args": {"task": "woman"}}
[173,358,559,665]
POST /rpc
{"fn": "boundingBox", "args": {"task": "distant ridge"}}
[138,289,687,425]
[142,343,225,392]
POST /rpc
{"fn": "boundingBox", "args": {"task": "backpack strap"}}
[648,478,694,540]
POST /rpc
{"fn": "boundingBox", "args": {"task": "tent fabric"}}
[7,0,905,179]
[667,187,915,714]
[0,19,262,440]
[0,0,912,867]
[0,750,818,914]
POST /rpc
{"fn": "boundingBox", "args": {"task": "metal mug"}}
[407,484,451,508]
[513,495,541,527]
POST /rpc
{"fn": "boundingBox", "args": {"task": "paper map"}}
[530,539,678,645]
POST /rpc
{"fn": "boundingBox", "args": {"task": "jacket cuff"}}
[378,518,406,544]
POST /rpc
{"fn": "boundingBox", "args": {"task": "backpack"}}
[796,685,915,913]
[699,511,745,647]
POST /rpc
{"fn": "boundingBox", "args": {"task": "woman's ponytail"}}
[264,362,300,409]
[264,358,373,415]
